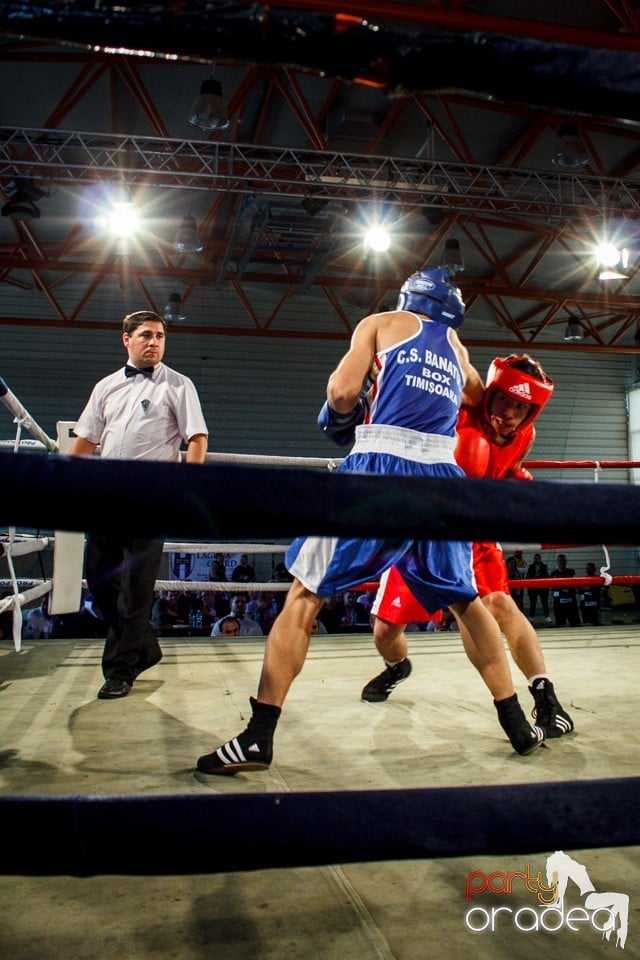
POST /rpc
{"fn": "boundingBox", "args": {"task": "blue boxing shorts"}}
[286,442,478,614]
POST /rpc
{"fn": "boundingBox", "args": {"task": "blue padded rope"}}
[1,777,639,876]
[1,449,640,544]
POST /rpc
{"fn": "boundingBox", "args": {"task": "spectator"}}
[506,550,526,610]
[216,615,241,637]
[505,555,523,610]
[25,597,55,639]
[581,562,602,626]
[526,552,552,623]
[335,590,371,631]
[201,591,222,632]
[272,561,293,583]
[425,609,458,632]
[209,553,227,582]
[247,591,279,635]
[550,554,581,627]
[272,561,294,612]
[174,590,191,624]
[231,554,256,583]
[151,590,179,635]
[210,593,263,637]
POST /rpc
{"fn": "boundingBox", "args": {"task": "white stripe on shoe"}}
[217,738,247,765]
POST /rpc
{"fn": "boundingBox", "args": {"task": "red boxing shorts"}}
[472,541,510,597]
[371,566,443,624]
[372,541,509,624]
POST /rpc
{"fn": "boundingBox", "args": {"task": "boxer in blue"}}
[196,268,543,775]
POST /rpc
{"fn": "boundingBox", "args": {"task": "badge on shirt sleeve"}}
[141,399,150,412]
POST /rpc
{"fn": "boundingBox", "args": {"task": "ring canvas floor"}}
[1,625,639,959]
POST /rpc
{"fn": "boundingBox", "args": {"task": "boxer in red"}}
[363,354,574,742]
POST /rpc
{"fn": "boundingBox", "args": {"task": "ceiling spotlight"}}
[164,291,186,323]
[442,238,465,273]
[2,197,40,220]
[552,121,589,168]
[302,197,329,217]
[564,317,584,341]
[189,77,230,132]
[173,215,203,253]
[596,241,630,281]
[364,225,391,252]
[1,178,47,221]
[599,267,628,282]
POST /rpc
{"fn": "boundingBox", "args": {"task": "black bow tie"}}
[124,364,154,379]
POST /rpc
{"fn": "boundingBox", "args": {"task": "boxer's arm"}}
[505,430,535,480]
[326,314,377,413]
[448,329,484,407]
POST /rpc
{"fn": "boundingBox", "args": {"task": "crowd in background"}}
[504,549,609,628]
[4,549,621,644]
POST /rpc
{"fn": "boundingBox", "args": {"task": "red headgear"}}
[483,355,554,430]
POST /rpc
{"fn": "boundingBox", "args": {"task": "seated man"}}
[210,593,263,637]
[216,615,241,637]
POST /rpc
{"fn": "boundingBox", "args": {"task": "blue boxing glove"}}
[317,395,368,446]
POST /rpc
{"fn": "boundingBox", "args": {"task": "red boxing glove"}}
[454,427,491,478]
[506,466,534,481]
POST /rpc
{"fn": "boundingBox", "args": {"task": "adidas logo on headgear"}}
[508,381,532,401]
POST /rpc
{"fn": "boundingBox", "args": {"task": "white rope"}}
[0,581,52,616]
[204,451,338,468]
[0,377,58,453]
[0,438,48,451]
[1,536,50,558]
[163,542,288,554]
[600,545,613,586]
[155,580,291,592]
[0,532,52,650]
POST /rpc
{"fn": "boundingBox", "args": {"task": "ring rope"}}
[163,542,287,554]
[0,376,58,453]
[5,450,640,543]
[2,777,640,876]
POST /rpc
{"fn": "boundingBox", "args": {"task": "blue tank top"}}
[367,317,463,437]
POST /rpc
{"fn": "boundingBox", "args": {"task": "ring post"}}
[49,422,85,616]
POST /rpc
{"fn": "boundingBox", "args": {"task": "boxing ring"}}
[2,376,640,877]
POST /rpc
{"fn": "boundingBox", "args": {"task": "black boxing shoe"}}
[494,693,544,755]
[529,678,574,738]
[197,697,281,776]
[361,658,412,702]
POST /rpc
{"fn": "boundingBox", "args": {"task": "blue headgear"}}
[396,266,465,329]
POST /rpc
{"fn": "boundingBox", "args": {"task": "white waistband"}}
[351,424,457,464]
